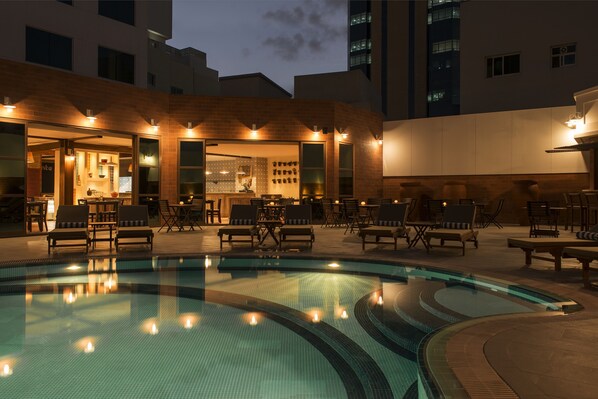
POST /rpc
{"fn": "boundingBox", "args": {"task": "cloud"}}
[261,0,347,61]
[263,33,305,61]
[263,6,305,25]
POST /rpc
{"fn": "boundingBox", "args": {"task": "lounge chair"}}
[47,205,90,254]
[278,204,314,249]
[424,204,479,256]
[508,226,598,271]
[115,205,154,251]
[217,204,259,249]
[360,203,410,250]
[562,246,598,288]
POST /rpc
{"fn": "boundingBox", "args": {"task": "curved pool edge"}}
[0,251,586,399]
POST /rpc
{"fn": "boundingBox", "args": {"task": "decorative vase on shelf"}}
[111,191,118,198]
[86,188,92,196]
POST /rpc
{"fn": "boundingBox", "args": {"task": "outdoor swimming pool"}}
[0,256,574,398]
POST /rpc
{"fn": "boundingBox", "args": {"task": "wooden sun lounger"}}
[507,237,598,271]
[562,247,598,289]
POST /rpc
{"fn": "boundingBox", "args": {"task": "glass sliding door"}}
[0,122,26,235]
[339,143,353,198]
[300,142,325,201]
[138,136,160,225]
[178,139,204,202]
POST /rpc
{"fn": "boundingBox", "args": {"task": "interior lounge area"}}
[25,124,133,234]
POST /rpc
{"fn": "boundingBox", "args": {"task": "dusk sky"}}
[168,0,349,94]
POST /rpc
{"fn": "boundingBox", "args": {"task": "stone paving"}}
[2,223,598,398]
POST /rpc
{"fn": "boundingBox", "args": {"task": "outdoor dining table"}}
[258,218,282,246]
[406,221,438,249]
[26,201,47,232]
[169,203,201,231]
[359,204,379,224]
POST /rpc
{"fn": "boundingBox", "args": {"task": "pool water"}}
[0,256,573,398]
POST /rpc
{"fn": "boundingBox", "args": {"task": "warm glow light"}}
[219,170,230,175]
[204,255,211,268]
[84,341,95,353]
[377,296,384,306]
[3,97,15,113]
[393,199,399,204]
[313,125,319,135]
[205,171,212,175]
[269,201,275,206]
[340,310,348,319]
[1,364,13,377]
[64,291,77,304]
[566,113,583,129]
[312,312,320,323]
[328,262,340,268]
[378,139,383,145]
[66,265,81,271]
[86,109,96,123]
[179,201,184,205]
[27,151,34,164]
[442,201,447,207]
[341,132,348,139]
[250,123,258,137]
[186,122,193,134]
[360,201,366,206]
[334,200,339,204]
[150,118,159,132]
[249,315,258,326]
[184,318,193,329]
[150,323,158,335]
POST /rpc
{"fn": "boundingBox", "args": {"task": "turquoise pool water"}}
[0,256,573,398]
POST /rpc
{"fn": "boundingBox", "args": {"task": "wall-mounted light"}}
[565,112,583,129]
[186,121,193,133]
[339,128,348,139]
[205,171,213,175]
[313,125,319,135]
[86,109,96,123]
[128,163,133,173]
[27,151,34,164]
[3,97,15,112]
[250,123,258,137]
[219,170,229,175]
[374,134,383,145]
[150,118,159,132]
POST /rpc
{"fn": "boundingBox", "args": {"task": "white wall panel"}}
[512,108,551,174]
[411,118,442,176]
[475,112,512,174]
[441,115,476,175]
[383,120,412,176]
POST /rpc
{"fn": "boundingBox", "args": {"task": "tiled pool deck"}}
[2,224,597,398]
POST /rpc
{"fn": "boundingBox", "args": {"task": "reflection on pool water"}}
[0,256,574,398]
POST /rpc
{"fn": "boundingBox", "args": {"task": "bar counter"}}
[206,192,255,218]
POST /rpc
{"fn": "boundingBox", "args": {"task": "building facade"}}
[349,0,598,119]
[0,58,383,236]
[0,0,219,96]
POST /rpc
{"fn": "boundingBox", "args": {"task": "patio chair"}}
[342,198,367,234]
[321,198,341,228]
[158,199,176,232]
[482,198,504,229]
[424,204,479,256]
[47,205,90,254]
[278,204,314,249]
[217,204,259,249]
[189,198,204,230]
[206,198,222,224]
[360,203,411,250]
[527,201,559,238]
[115,205,154,251]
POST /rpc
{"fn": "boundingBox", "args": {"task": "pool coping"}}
[0,251,585,398]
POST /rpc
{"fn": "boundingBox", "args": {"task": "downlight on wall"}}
[3,97,15,112]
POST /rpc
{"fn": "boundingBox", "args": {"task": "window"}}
[98,0,135,26]
[339,144,353,197]
[350,12,371,26]
[427,90,446,102]
[428,0,458,8]
[350,53,371,67]
[170,86,183,95]
[26,27,72,71]
[428,7,460,24]
[178,140,204,203]
[300,143,325,201]
[350,39,371,53]
[486,53,520,77]
[98,46,134,84]
[56,0,73,5]
[431,40,460,54]
[147,72,156,87]
[551,44,576,68]
[0,122,26,234]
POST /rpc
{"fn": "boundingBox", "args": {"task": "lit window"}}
[350,39,372,53]
[427,90,446,103]
[428,0,457,9]
[428,7,460,24]
[350,53,371,67]
[431,40,460,54]
[486,53,520,78]
[350,12,371,26]
[551,44,576,68]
